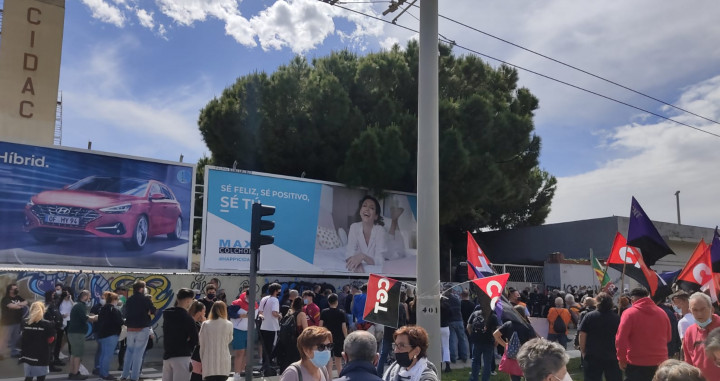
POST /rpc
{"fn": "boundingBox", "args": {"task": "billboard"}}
[0,140,194,270]
[202,167,418,277]
[0,0,65,144]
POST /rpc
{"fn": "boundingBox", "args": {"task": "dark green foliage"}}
[198,41,557,269]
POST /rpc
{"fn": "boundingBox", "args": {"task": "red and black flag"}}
[607,232,658,295]
[467,231,496,280]
[627,197,675,266]
[675,240,712,293]
[363,274,402,328]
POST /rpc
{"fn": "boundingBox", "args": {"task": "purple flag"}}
[711,227,720,272]
[627,197,675,267]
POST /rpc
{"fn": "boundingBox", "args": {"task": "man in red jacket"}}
[682,292,720,379]
[615,287,671,381]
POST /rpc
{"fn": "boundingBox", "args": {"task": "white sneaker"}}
[58,352,69,359]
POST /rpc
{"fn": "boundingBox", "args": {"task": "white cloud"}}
[81,0,127,27]
[546,75,720,228]
[249,0,335,53]
[136,8,155,30]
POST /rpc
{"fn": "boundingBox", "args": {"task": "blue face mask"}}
[696,317,713,329]
[304,299,309,305]
[673,306,682,315]
[310,349,331,368]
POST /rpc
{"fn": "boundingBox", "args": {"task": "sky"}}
[15,0,720,228]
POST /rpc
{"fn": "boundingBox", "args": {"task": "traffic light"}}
[251,202,275,252]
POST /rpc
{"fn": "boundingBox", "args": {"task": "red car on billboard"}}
[24,176,183,250]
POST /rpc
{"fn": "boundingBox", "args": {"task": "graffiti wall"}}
[0,270,368,342]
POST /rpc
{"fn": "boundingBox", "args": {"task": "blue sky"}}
[33,0,720,227]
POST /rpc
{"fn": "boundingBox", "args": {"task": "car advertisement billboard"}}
[0,140,194,270]
[202,167,418,277]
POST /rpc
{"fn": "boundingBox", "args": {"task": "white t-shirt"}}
[678,312,694,339]
[259,295,280,332]
[59,299,74,328]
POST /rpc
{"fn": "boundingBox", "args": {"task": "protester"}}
[114,286,128,371]
[467,305,500,381]
[303,290,321,327]
[259,283,282,376]
[652,359,705,381]
[546,297,571,348]
[319,293,347,377]
[121,280,157,381]
[67,290,97,380]
[447,289,469,364]
[281,289,299,317]
[516,338,570,381]
[655,296,681,358]
[670,291,693,341]
[703,327,720,371]
[96,292,124,381]
[199,301,233,381]
[382,325,439,381]
[565,294,581,328]
[189,301,206,381]
[615,287,671,381]
[42,290,64,372]
[277,297,307,372]
[162,288,198,381]
[230,288,255,378]
[279,326,333,381]
[91,291,110,376]
[439,295,451,372]
[578,292,621,381]
[19,301,55,381]
[460,291,475,344]
[335,330,382,381]
[681,292,720,379]
[1,283,28,359]
[57,289,74,362]
[200,284,218,318]
[377,291,408,376]
[494,305,538,381]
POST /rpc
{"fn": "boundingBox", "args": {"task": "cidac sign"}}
[0,0,65,145]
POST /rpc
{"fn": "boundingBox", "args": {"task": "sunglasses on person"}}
[316,343,334,351]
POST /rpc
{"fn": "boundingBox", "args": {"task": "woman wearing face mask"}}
[96,292,123,381]
[382,325,439,381]
[199,301,233,381]
[516,338,572,381]
[280,326,333,381]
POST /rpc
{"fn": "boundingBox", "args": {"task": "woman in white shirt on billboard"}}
[345,195,404,273]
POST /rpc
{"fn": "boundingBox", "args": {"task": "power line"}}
[424,7,720,127]
[325,1,720,139]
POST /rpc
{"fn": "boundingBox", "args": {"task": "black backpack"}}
[470,312,486,340]
[278,311,299,348]
[552,309,567,333]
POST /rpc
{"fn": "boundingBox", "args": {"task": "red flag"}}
[676,240,712,291]
[606,232,658,296]
[472,273,510,310]
[467,231,495,280]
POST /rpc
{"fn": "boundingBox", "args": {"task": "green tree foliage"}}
[198,41,557,273]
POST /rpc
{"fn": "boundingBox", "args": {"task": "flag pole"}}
[590,248,597,293]
[621,246,628,295]
[600,258,610,292]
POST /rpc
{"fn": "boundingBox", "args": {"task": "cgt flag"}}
[472,273,510,311]
[467,231,496,280]
[675,240,712,293]
[606,232,658,296]
[627,197,675,267]
[363,274,402,328]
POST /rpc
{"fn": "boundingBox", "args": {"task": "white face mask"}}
[100,299,106,306]
[553,372,572,381]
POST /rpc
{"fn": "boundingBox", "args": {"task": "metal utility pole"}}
[674,191,681,224]
[416,0,441,366]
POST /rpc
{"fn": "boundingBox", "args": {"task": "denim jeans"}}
[376,337,393,376]
[448,320,468,361]
[470,342,494,381]
[547,333,567,349]
[122,328,150,381]
[98,335,119,377]
[0,323,22,356]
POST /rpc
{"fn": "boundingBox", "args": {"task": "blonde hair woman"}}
[20,301,57,381]
[199,301,233,381]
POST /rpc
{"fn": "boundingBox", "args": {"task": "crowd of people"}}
[3,279,720,381]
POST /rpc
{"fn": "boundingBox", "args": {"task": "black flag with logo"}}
[363,274,402,328]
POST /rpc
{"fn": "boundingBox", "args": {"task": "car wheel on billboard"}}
[30,231,58,244]
[123,215,148,250]
[168,216,182,240]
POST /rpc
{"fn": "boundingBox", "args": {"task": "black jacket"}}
[162,306,199,359]
[124,294,156,329]
[97,304,124,339]
[336,360,383,381]
[20,319,55,366]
